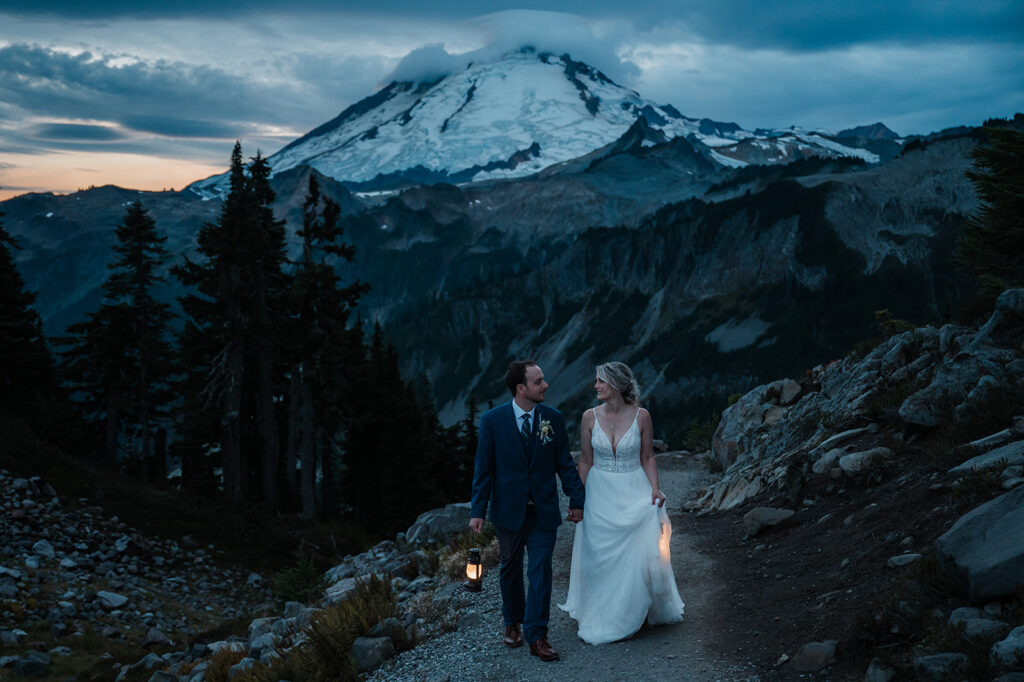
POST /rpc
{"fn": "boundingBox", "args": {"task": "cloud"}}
[0,43,302,131]
[121,116,242,138]
[33,123,127,141]
[383,10,640,86]
[668,0,1024,51]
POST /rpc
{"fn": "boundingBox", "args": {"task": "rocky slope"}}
[0,471,271,679]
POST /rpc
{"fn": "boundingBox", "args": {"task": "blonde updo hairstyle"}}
[596,361,642,405]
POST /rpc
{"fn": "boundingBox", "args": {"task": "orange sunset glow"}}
[0,152,226,201]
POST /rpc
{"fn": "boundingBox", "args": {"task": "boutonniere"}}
[538,419,554,445]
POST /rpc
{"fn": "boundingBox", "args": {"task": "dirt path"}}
[372,456,758,681]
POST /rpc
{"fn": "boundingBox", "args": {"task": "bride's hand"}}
[652,489,666,507]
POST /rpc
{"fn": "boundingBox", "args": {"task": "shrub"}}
[271,555,326,604]
[683,414,720,454]
[244,574,402,682]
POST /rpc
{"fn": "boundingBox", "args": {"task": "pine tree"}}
[286,173,367,517]
[59,201,175,473]
[175,142,251,504]
[174,143,293,509]
[957,122,1024,315]
[0,216,70,441]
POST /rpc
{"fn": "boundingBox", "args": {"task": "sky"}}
[1,1,1021,201]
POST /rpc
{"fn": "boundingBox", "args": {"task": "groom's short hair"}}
[505,359,537,396]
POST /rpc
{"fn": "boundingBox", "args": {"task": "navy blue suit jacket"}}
[470,401,585,530]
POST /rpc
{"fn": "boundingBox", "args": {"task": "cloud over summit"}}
[384,10,640,86]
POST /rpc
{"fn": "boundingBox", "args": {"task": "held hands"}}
[652,490,666,507]
[567,508,583,523]
[468,517,484,534]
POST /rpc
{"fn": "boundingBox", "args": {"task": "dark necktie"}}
[520,413,531,445]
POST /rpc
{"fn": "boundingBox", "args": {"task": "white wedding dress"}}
[559,410,684,644]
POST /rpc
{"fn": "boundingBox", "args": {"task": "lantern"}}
[464,547,483,592]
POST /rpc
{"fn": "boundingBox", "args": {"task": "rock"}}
[227,657,255,680]
[950,440,1024,475]
[404,502,473,549]
[283,601,303,618]
[31,540,55,560]
[249,632,279,655]
[142,627,171,647]
[886,553,922,568]
[148,673,177,682]
[865,657,895,682]
[936,484,1024,599]
[838,447,892,475]
[96,590,129,609]
[12,652,50,677]
[742,507,796,536]
[295,607,322,629]
[351,636,394,672]
[991,625,1024,666]
[247,617,275,644]
[790,640,837,672]
[913,653,966,679]
[812,448,845,475]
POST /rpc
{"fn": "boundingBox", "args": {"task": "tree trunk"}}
[284,365,301,507]
[321,429,336,520]
[300,378,316,519]
[221,341,244,505]
[104,403,119,468]
[254,276,280,512]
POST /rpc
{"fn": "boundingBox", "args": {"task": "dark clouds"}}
[4,0,1020,50]
[0,44,290,131]
[33,123,127,141]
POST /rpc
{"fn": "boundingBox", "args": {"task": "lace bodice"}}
[591,409,642,473]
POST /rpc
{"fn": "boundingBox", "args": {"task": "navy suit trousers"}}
[496,505,558,644]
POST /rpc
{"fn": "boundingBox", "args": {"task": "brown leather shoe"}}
[503,623,523,648]
[529,637,559,661]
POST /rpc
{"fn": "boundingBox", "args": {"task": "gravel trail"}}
[371,456,760,681]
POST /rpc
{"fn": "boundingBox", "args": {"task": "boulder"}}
[351,636,394,672]
[742,507,795,536]
[913,653,966,679]
[812,448,845,475]
[31,540,55,560]
[96,590,129,609]
[936,485,1024,599]
[282,601,304,619]
[864,658,895,682]
[141,627,171,647]
[949,440,1024,475]
[790,640,837,672]
[886,553,922,568]
[838,447,892,475]
[991,625,1024,666]
[148,672,178,682]
[404,502,472,548]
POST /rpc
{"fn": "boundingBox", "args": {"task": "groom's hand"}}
[469,517,484,534]
[567,508,583,523]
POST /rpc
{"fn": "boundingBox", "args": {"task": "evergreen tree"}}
[286,173,367,518]
[59,201,175,474]
[174,143,292,509]
[957,122,1024,315]
[0,215,70,442]
[175,143,252,504]
[343,324,445,536]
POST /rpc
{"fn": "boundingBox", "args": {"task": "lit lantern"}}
[464,547,483,592]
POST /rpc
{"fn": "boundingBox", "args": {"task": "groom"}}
[469,359,585,662]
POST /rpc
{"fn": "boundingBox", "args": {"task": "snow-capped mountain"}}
[190,49,884,196]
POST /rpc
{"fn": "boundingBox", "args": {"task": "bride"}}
[559,361,684,644]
